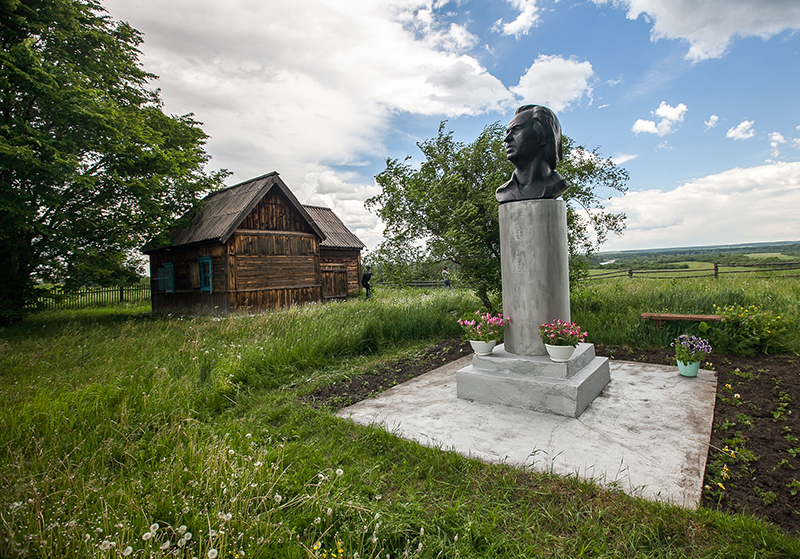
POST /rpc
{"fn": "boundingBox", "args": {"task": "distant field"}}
[745,252,795,260]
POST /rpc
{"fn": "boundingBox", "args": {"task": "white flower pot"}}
[470,340,497,356]
[545,343,576,362]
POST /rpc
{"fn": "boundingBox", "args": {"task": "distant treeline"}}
[592,242,800,270]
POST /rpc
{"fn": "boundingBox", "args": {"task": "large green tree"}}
[0,0,227,324]
[366,122,628,309]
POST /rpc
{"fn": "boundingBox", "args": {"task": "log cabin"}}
[143,171,364,315]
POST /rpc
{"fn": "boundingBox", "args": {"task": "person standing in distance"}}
[361,265,373,300]
[442,266,452,290]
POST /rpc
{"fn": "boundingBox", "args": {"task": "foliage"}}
[366,121,628,310]
[0,0,227,324]
[671,334,713,363]
[711,304,785,357]
[538,319,588,347]
[457,311,509,342]
[571,277,800,354]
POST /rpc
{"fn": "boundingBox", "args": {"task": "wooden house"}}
[143,172,365,315]
[303,205,365,297]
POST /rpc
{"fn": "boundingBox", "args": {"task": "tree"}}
[0,0,227,324]
[366,122,628,310]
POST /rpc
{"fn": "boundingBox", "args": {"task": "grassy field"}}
[2,286,800,558]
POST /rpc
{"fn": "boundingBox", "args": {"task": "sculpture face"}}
[503,111,539,164]
[495,105,571,203]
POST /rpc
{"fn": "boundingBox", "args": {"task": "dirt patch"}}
[596,345,800,533]
[302,338,473,411]
[305,338,800,533]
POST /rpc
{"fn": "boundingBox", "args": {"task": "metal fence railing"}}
[36,285,151,310]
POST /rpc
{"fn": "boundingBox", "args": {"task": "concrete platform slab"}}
[337,356,717,508]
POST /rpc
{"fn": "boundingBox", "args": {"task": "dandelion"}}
[717,482,726,490]
[245,433,252,439]
[314,517,321,525]
[100,540,113,550]
[228,449,235,455]
[150,523,160,534]
[208,549,219,559]
[274,493,282,504]
[142,532,152,541]
[327,507,333,517]
[122,547,133,556]
[336,468,344,476]
[178,525,187,535]
[160,541,171,550]
[184,532,193,542]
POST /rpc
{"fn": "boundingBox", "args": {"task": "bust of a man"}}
[495,105,571,203]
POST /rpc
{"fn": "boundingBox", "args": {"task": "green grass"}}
[2,287,800,557]
[572,277,800,354]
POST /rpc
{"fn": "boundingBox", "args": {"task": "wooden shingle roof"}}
[303,205,366,250]
[144,172,325,253]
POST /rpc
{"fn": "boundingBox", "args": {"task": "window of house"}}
[157,262,175,294]
[199,257,212,293]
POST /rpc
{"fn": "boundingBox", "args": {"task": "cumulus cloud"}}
[704,115,719,131]
[632,101,687,136]
[510,55,594,112]
[102,0,521,248]
[726,120,756,140]
[592,0,800,61]
[603,162,800,250]
[769,132,787,158]
[493,0,541,37]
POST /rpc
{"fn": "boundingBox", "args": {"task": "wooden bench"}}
[640,313,723,329]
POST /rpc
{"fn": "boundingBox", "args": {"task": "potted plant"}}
[538,319,588,362]
[458,311,509,356]
[671,334,712,377]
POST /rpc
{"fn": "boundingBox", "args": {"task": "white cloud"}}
[612,153,638,165]
[101,0,520,249]
[510,55,594,112]
[632,101,687,136]
[704,115,719,131]
[769,132,787,158]
[493,0,541,37]
[603,162,800,250]
[726,120,756,140]
[592,0,800,61]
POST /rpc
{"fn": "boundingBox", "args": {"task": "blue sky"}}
[102,0,800,252]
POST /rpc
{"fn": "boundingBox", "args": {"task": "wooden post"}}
[120,285,125,302]
[714,263,719,279]
[628,267,633,278]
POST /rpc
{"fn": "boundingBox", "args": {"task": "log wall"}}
[149,245,229,314]
[320,248,362,295]
[239,188,315,233]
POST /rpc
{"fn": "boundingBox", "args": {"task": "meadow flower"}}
[208,549,218,559]
[274,493,282,504]
[122,546,133,556]
[150,523,160,533]
[336,468,344,476]
[142,531,152,541]
[160,541,171,550]
[100,540,113,550]
[184,532,193,542]
[178,525,187,535]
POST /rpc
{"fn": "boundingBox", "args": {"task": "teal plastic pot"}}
[677,360,700,377]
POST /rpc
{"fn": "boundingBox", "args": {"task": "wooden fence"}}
[36,285,152,310]
[586,261,800,281]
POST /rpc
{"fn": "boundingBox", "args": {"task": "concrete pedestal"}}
[457,343,610,417]
[500,200,570,356]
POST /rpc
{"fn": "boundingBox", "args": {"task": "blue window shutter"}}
[199,257,213,293]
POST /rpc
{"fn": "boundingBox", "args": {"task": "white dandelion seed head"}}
[245,433,252,439]
[178,525,187,534]
[122,546,133,556]
[327,507,333,517]
[150,523,159,533]
[142,531,152,541]
[254,461,262,467]
[100,540,112,550]
[314,517,321,525]
[223,513,232,522]
[160,541,171,550]
[336,468,343,476]
[207,549,219,559]
[274,493,282,504]
[183,532,192,542]
[178,539,186,548]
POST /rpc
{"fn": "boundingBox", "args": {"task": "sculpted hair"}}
[515,105,563,170]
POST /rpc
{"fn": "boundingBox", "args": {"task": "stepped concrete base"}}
[457,343,610,417]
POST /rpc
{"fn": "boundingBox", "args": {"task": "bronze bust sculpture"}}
[495,105,571,203]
